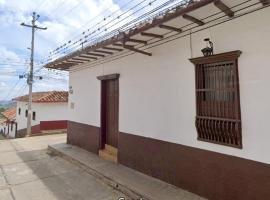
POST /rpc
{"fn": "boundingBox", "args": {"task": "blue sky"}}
[0,0,176,101]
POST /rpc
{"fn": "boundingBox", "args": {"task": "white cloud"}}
[0,82,7,87]
[0,0,182,100]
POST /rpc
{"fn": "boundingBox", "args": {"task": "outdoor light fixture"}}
[201,38,214,57]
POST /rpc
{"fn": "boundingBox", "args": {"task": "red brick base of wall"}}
[16,120,67,138]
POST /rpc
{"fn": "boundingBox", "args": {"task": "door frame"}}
[97,74,120,149]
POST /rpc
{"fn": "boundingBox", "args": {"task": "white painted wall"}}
[16,101,68,131]
[69,8,270,164]
[0,122,16,138]
[0,123,6,136]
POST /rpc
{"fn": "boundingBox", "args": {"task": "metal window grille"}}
[190,51,242,148]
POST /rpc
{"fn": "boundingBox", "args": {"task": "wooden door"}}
[100,77,119,149]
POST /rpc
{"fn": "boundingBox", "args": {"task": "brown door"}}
[100,77,119,149]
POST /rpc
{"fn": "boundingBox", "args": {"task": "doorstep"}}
[47,143,206,200]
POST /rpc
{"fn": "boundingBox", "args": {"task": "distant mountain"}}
[0,101,16,109]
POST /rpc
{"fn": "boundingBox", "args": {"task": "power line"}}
[37,0,155,65]
[48,0,149,57]
[38,0,183,68]
[51,0,174,57]
[35,0,50,13]
[45,0,71,19]
[33,0,147,67]
[57,0,137,44]
[2,64,29,101]
[51,0,182,58]
[70,0,261,73]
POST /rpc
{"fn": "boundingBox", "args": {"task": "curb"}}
[47,145,149,200]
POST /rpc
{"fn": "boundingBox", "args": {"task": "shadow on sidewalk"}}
[12,149,127,200]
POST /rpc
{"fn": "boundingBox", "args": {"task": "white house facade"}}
[44,1,270,199]
[0,107,17,138]
[14,91,69,137]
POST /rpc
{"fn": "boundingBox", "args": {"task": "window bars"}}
[190,51,242,148]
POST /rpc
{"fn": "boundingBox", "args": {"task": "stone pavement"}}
[0,134,127,200]
[48,143,206,200]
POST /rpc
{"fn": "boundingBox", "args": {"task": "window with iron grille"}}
[190,51,242,148]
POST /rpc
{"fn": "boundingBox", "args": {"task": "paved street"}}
[0,134,5,140]
[0,134,127,200]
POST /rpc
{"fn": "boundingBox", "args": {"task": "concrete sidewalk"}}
[0,134,127,200]
[48,143,206,200]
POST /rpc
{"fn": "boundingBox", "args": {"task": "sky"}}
[0,0,182,101]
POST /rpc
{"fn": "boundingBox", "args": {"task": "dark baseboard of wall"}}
[65,121,270,200]
[67,121,100,154]
[118,132,270,200]
[16,124,40,138]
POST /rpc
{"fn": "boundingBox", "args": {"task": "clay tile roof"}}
[1,107,16,121]
[14,91,68,103]
[0,118,6,124]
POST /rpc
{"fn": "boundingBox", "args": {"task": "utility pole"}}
[21,12,47,136]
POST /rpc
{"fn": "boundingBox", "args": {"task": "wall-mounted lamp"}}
[201,38,214,57]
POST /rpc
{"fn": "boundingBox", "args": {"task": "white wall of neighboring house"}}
[0,123,5,134]
[68,8,270,164]
[8,122,16,138]
[16,101,69,131]
[0,122,16,138]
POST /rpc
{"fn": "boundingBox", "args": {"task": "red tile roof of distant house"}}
[0,118,6,125]
[14,91,68,103]
[1,107,16,121]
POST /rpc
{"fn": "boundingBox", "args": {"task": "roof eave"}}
[44,0,215,70]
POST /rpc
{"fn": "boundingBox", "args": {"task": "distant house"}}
[0,107,17,138]
[14,91,69,137]
[0,118,5,135]
[44,1,270,200]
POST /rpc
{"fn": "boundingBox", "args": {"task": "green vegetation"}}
[0,107,5,118]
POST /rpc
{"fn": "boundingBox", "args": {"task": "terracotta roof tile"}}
[0,118,6,125]
[14,91,68,103]
[1,107,16,121]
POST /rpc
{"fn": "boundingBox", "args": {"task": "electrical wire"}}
[51,0,181,57]
[35,0,154,67]
[48,0,150,56]
[70,0,263,72]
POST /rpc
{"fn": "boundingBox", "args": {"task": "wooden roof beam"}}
[94,50,114,55]
[44,0,216,70]
[158,24,182,32]
[126,38,147,45]
[71,57,90,62]
[103,47,123,52]
[183,14,204,26]
[123,45,152,56]
[113,43,135,48]
[86,52,105,57]
[141,32,164,39]
[79,55,98,60]
[214,0,234,17]
[113,43,124,47]
[259,0,269,5]
[65,60,84,64]
[57,62,76,67]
